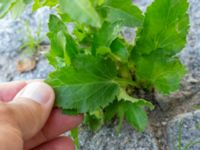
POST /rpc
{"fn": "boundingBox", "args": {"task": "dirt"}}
[148,79,200,150]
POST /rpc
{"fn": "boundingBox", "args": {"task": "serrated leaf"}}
[46,55,120,113]
[47,15,77,68]
[59,0,102,27]
[131,0,189,94]
[102,0,144,27]
[0,0,17,18]
[118,88,154,110]
[132,0,189,56]
[134,52,187,94]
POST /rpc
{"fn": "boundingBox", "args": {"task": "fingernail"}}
[18,82,53,104]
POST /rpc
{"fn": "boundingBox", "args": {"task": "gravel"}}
[167,111,200,150]
[0,6,53,82]
[79,123,158,150]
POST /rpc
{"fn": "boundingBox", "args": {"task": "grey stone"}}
[0,51,53,82]
[167,111,200,150]
[133,0,153,11]
[180,0,200,80]
[0,6,53,53]
[79,123,158,150]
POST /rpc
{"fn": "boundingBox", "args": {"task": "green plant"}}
[20,20,43,55]
[174,121,200,150]
[1,0,190,145]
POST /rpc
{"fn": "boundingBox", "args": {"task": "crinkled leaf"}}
[59,0,101,27]
[47,15,77,68]
[0,0,17,18]
[102,0,144,27]
[134,52,187,94]
[132,0,189,56]
[131,0,189,94]
[46,55,120,113]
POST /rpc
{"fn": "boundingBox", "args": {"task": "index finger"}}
[0,81,27,102]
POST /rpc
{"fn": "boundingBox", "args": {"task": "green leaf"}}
[0,0,17,18]
[32,0,57,11]
[46,55,120,113]
[93,21,122,53]
[118,88,154,110]
[110,38,129,63]
[132,0,189,56]
[47,15,77,68]
[10,0,26,19]
[70,128,79,149]
[90,0,105,6]
[59,0,102,27]
[105,89,153,131]
[104,100,150,131]
[131,0,189,94]
[102,0,144,27]
[124,102,148,131]
[84,110,104,131]
[23,0,32,4]
[134,52,187,94]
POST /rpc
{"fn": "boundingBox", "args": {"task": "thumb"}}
[0,82,55,141]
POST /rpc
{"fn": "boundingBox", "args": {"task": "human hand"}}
[0,81,83,150]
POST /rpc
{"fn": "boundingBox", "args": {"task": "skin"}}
[0,81,83,150]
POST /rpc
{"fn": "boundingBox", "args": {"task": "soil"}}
[148,80,200,150]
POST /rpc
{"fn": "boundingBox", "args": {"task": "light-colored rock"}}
[79,123,158,150]
[167,111,200,150]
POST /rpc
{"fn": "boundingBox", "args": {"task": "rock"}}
[79,123,158,150]
[180,0,200,81]
[0,6,53,53]
[13,54,53,81]
[0,5,54,82]
[132,0,153,11]
[167,111,200,150]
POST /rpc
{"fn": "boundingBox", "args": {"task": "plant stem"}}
[115,78,137,87]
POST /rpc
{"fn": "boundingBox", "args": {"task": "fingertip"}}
[0,81,27,102]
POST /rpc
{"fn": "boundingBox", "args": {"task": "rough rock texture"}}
[79,123,158,150]
[0,6,53,82]
[167,111,200,150]
[0,6,52,53]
